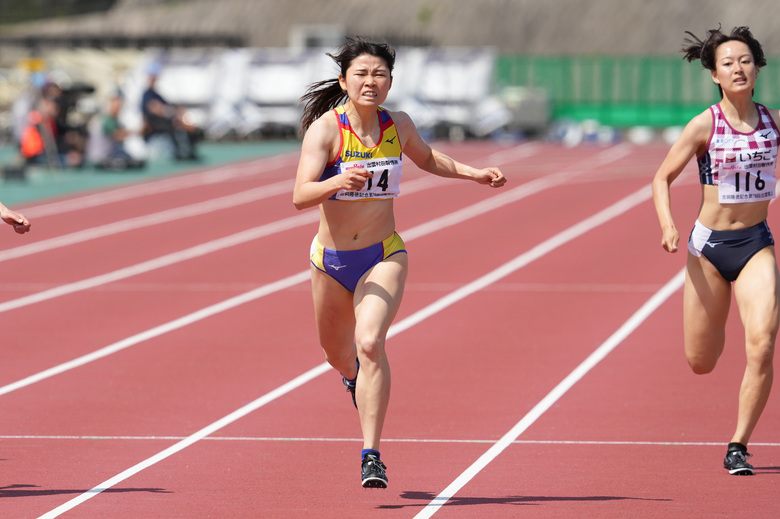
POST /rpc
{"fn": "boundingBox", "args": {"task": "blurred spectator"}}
[141,62,201,160]
[11,71,45,147]
[87,92,145,170]
[20,95,63,167]
[45,81,89,167]
[19,82,86,168]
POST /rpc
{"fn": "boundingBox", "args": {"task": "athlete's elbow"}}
[293,194,318,210]
[292,190,307,210]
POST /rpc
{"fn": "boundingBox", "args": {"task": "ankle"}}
[362,449,380,460]
[728,442,747,453]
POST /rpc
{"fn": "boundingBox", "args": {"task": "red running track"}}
[0,141,777,518]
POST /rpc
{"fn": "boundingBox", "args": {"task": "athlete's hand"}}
[0,207,30,234]
[475,167,506,188]
[661,227,679,253]
[339,167,373,191]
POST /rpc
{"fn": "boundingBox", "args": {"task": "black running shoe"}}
[361,454,388,488]
[342,375,357,408]
[724,449,754,475]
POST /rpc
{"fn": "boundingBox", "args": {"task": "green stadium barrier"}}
[496,55,780,128]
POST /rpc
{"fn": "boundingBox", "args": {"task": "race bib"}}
[718,150,776,204]
[334,157,402,200]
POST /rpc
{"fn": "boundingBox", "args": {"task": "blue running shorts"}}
[310,232,407,292]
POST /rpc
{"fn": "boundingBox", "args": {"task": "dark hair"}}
[682,26,766,97]
[299,36,396,133]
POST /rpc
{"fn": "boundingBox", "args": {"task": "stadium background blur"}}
[1,0,780,179]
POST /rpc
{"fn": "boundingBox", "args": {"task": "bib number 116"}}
[735,171,765,192]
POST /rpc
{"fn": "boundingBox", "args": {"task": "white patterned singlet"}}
[697,103,779,204]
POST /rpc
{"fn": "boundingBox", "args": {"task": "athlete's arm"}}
[293,114,372,210]
[652,110,711,252]
[392,111,506,188]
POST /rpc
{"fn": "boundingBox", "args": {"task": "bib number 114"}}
[366,169,389,192]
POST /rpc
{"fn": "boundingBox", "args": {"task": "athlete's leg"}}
[732,246,779,446]
[683,252,732,373]
[311,265,358,380]
[352,252,408,451]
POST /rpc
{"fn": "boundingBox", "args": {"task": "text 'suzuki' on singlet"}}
[319,105,403,200]
[697,103,780,204]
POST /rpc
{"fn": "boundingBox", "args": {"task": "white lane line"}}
[395,186,652,336]
[19,155,296,218]
[34,363,333,519]
[38,183,653,518]
[0,212,318,314]
[18,139,532,220]
[0,162,628,395]
[6,435,780,447]
[0,164,563,315]
[0,180,294,262]
[6,141,619,262]
[403,144,631,242]
[414,268,686,519]
[0,177,444,314]
[0,175,508,392]
[0,271,311,398]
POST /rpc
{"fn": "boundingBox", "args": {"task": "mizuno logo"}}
[760,131,772,139]
[385,136,396,144]
[706,242,720,248]
[329,264,347,270]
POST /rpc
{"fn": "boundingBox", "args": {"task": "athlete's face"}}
[711,40,758,95]
[339,54,392,107]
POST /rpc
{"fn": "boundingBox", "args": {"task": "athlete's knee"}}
[684,332,725,374]
[685,348,719,374]
[688,357,717,375]
[745,339,775,371]
[354,332,386,363]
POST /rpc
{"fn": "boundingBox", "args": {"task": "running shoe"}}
[361,454,388,488]
[342,375,357,408]
[723,449,754,476]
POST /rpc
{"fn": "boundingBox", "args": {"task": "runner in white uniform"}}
[652,26,780,476]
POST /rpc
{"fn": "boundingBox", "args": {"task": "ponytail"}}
[299,79,347,134]
[681,30,706,65]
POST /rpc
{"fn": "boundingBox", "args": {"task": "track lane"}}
[0,140,560,392]
[4,143,774,518]
[4,143,628,519]
[47,165,664,512]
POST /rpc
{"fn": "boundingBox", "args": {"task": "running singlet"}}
[319,105,403,200]
[697,103,779,204]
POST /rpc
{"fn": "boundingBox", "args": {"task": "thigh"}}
[353,253,409,341]
[683,252,732,366]
[311,265,356,352]
[734,246,780,348]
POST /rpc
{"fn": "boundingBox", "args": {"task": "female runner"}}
[294,37,506,488]
[653,26,779,476]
